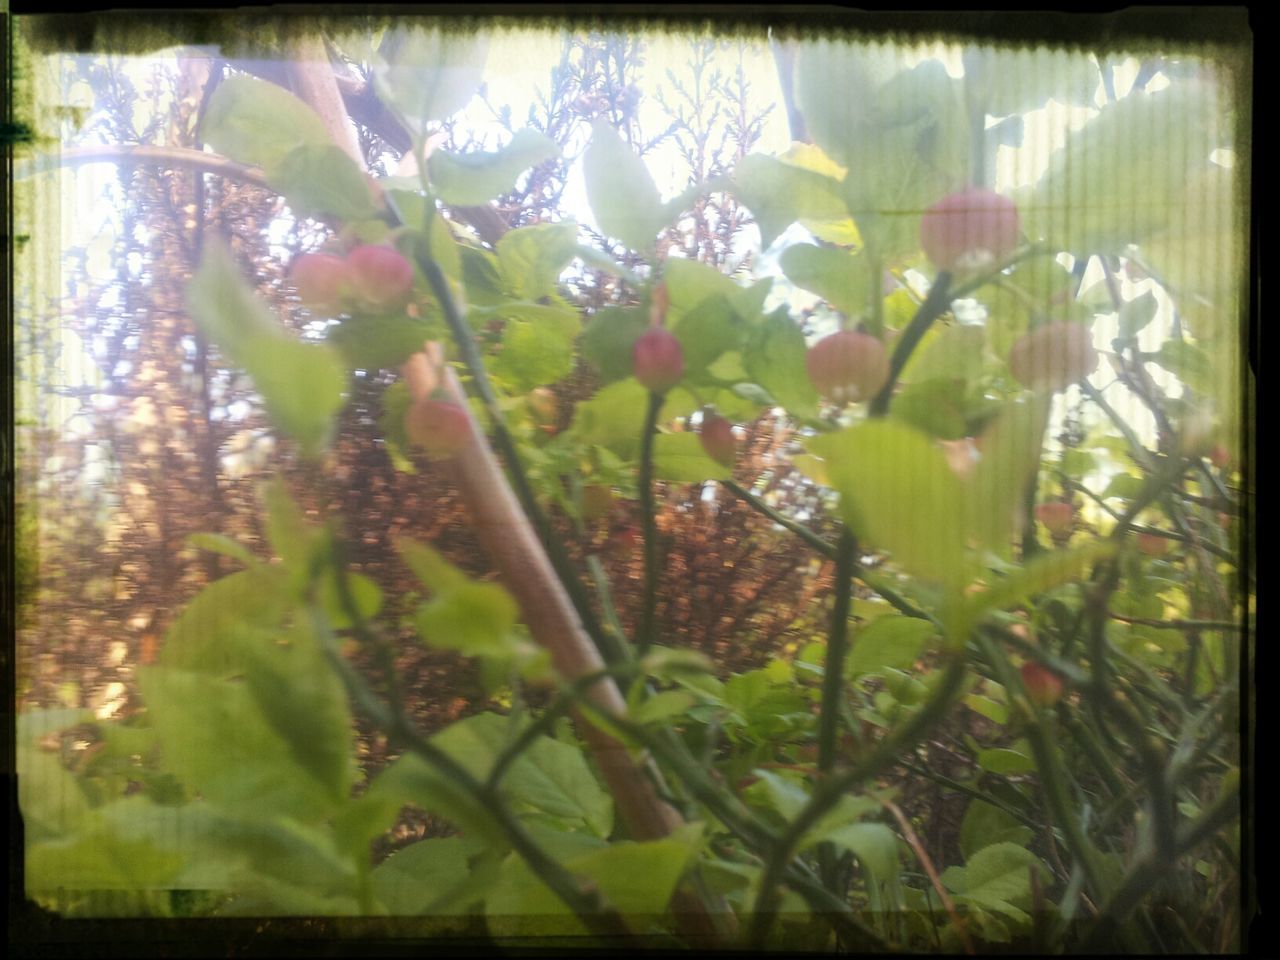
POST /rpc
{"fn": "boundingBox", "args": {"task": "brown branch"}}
[281,37,726,943]
[880,797,975,955]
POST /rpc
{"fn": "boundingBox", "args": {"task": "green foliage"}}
[429,128,560,206]
[24,41,1244,949]
[187,242,347,458]
[584,120,668,251]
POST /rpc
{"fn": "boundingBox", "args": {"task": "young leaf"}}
[730,154,850,249]
[428,128,560,206]
[779,243,869,318]
[495,221,579,301]
[374,28,489,134]
[201,75,331,171]
[808,420,967,588]
[651,432,732,483]
[846,615,937,680]
[269,143,379,221]
[187,242,347,459]
[583,120,666,251]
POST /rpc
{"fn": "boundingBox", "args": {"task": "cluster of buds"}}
[290,244,416,316]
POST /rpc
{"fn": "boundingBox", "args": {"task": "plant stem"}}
[748,656,968,946]
[637,391,663,655]
[723,478,835,558]
[1080,777,1240,952]
[308,604,631,938]
[869,271,953,417]
[973,631,1117,926]
[415,253,629,668]
[818,528,857,891]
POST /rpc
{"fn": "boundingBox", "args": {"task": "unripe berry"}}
[345,244,415,312]
[805,330,890,404]
[699,414,736,468]
[405,396,472,458]
[1035,502,1074,537]
[1020,661,1064,708]
[920,187,1021,273]
[1008,321,1099,392]
[290,253,351,314]
[632,327,685,393]
[527,386,558,424]
[1136,532,1170,557]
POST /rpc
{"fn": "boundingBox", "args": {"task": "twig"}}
[881,797,975,955]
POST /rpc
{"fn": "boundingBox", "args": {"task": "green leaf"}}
[187,242,347,458]
[201,75,331,171]
[1117,290,1159,340]
[808,420,967,587]
[378,381,417,473]
[948,540,1115,642]
[1153,339,1213,395]
[944,841,1049,925]
[581,304,649,384]
[395,538,470,594]
[745,769,810,821]
[779,243,869,317]
[159,566,292,675]
[186,532,258,568]
[793,42,903,168]
[731,154,849,249]
[570,831,700,915]
[375,28,488,134]
[663,258,743,318]
[964,395,1052,556]
[27,828,185,895]
[138,666,344,822]
[569,379,649,460]
[428,128,560,206]
[900,323,985,385]
[381,712,613,839]
[890,378,969,440]
[491,306,578,392]
[744,309,819,419]
[495,221,580,301]
[652,432,732,484]
[959,800,1033,861]
[817,821,900,887]
[670,295,739,377]
[329,312,440,371]
[18,745,93,839]
[371,837,481,915]
[638,646,715,681]
[269,144,379,221]
[846,615,936,680]
[1026,79,1222,254]
[964,47,1100,117]
[630,690,696,726]
[239,617,356,804]
[415,581,519,658]
[583,120,666,251]
[977,747,1036,775]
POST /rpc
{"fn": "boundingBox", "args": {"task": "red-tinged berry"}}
[633,327,685,393]
[405,397,472,458]
[699,414,737,468]
[1209,443,1232,471]
[805,330,890,404]
[290,253,351,314]
[1136,532,1170,557]
[345,244,415,312]
[1035,501,1074,537]
[1008,321,1099,392]
[527,387,558,424]
[920,187,1021,273]
[1020,661,1064,708]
